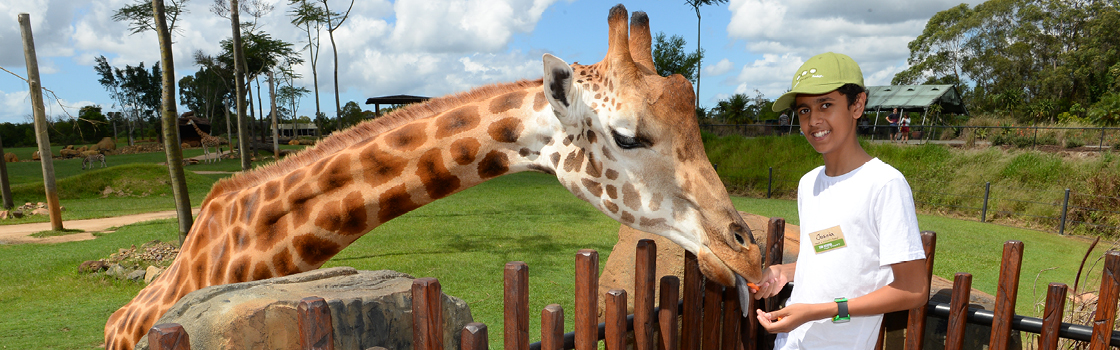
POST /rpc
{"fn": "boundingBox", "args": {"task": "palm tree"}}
[288,0,326,130]
[684,0,728,109]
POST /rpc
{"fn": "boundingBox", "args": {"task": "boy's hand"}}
[753,264,790,299]
[755,303,821,333]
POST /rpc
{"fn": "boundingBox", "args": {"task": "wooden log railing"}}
[146,218,1120,350]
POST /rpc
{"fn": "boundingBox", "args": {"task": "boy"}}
[751,52,928,349]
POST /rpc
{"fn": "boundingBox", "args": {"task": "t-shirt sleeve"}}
[875,176,925,266]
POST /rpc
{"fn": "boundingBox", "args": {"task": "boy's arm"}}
[756,258,928,332]
[752,262,795,299]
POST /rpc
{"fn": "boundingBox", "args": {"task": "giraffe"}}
[186,119,224,163]
[104,6,762,349]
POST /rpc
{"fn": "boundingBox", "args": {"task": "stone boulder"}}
[96,137,117,151]
[598,211,799,313]
[136,267,473,350]
[3,152,16,162]
[60,148,81,158]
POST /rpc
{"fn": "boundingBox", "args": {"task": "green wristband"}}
[833,297,850,323]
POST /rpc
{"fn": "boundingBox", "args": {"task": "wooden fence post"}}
[702,279,723,350]
[1038,283,1068,350]
[411,277,444,350]
[505,262,529,350]
[575,249,599,350]
[461,322,489,350]
[720,287,741,350]
[635,239,657,350]
[542,304,564,350]
[682,252,703,350]
[946,273,973,350]
[990,240,1024,350]
[1089,250,1120,350]
[658,276,680,350]
[904,231,937,350]
[606,289,628,350]
[148,323,191,350]
[759,217,786,350]
[298,296,335,350]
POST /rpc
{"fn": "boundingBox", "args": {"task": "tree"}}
[320,0,355,129]
[337,101,365,128]
[651,32,702,86]
[178,66,231,124]
[94,56,161,146]
[153,0,193,244]
[714,93,750,124]
[288,0,326,128]
[112,0,187,35]
[684,0,728,108]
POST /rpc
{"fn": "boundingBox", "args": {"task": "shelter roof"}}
[865,85,967,115]
[364,95,430,105]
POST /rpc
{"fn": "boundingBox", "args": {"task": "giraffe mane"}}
[205,78,546,199]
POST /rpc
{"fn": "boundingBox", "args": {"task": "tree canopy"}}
[895,0,1120,124]
[652,32,702,86]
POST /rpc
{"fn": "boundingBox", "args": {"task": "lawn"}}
[0,170,1111,349]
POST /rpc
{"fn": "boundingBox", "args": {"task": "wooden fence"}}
[147,218,1120,350]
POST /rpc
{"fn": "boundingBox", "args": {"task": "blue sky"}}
[0,0,984,125]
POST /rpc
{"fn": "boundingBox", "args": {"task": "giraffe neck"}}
[105,79,563,350]
[189,121,209,137]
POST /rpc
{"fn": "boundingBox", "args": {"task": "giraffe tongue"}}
[735,274,753,318]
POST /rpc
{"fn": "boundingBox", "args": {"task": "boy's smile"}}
[794,90,871,176]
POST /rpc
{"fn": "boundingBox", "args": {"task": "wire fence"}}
[701,123,1120,150]
[715,165,1120,237]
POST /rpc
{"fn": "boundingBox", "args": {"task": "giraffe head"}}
[538,5,762,285]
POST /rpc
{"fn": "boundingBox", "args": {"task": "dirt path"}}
[0,208,201,245]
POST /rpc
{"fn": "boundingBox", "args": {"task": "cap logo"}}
[793,68,820,88]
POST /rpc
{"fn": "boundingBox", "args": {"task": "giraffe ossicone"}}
[104,5,761,350]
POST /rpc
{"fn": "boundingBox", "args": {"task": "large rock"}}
[598,212,800,313]
[136,267,473,350]
[96,137,117,151]
[3,152,16,162]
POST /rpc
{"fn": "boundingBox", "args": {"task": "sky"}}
[0,0,986,125]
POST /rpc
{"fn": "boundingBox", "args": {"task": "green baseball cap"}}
[772,52,864,112]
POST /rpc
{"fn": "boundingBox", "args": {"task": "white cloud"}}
[704,58,734,76]
[389,0,558,53]
[0,90,32,122]
[723,0,985,101]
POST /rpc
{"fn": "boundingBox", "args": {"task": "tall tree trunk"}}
[323,0,342,131]
[18,13,63,231]
[232,0,251,171]
[152,0,192,245]
[0,132,13,210]
[305,22,322,138]
[269,71,279,156]
[247,79,258,158]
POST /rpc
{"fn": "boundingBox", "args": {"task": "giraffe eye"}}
[611,130,647,150]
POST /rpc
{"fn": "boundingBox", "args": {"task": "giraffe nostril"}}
[734,233,745,245]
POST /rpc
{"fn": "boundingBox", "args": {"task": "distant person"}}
[779,112,790,134]
[899,114,911,142]
[754,52,928,350]
[886,108,900,141]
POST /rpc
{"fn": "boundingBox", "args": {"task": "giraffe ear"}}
[542,54,580,125]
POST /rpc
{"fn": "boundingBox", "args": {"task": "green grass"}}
[0,171,1108,349]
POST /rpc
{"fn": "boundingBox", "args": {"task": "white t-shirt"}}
[775,158,925,350]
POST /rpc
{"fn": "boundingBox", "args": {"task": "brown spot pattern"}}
[488,117,523,143]
[640,217,670,231]
[550,152,561,168]
[417,148,460,200]
[581,178,603,197]
[606,185,617,199]
[604,199,619,213]
[622,183,641,210]
[318,156,353,193]
[293,234,342,266]
[435,106,481,139]
[450,138,481,165]
[359,143,408,186]
[386,123,427,151]
[601,146,616,161]
[563,148,586,173]
[252,262,272,281]
[314,191,368,236]
[254,202,288,251]
[377,184,421,223]
[605,168,619,180]
[489,90,527,115]
[620,211,635,224]
[533,92,548,111]
[478,150,510,179]
[649,193,664,211]
[272,249,300,276]
[229,256,250,282]
[585,152,602,178]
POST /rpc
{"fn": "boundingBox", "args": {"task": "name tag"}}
[810,225,847,253]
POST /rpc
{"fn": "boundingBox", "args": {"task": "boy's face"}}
[794,90,866,155]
